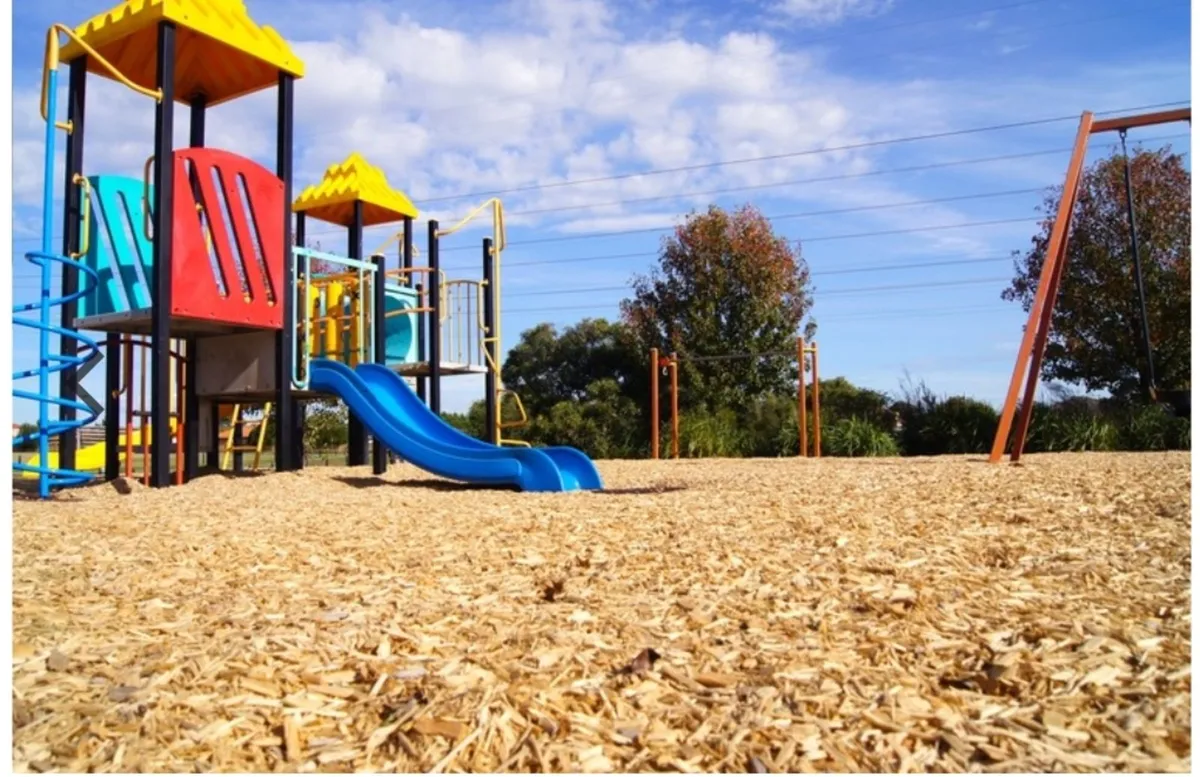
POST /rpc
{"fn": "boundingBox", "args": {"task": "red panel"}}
[170,148,284,329]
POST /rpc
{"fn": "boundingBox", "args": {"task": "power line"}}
[293,0,1057,139]
[418,100,1189,204]
[502,275,1009,314]
[439,216,1038,263]
[506,258,1017,298]
[440,189,1042,251]
[9,118,1188,255]
[504,132,1190,219]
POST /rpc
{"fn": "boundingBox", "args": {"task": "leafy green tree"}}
[531,379,642,459]
[501,318,643,417]
[621,203,815,411]
[304,401,349,451]
[1003,145,1191,401]
[15,423,38,452]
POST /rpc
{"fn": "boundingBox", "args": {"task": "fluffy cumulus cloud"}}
[11,0,1189,256]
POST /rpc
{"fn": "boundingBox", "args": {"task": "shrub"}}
[675,407,746,458]
[921,396,999,454]
[1117,403,1192,451]
[1030,402,1119,452]
[823,417,900,457]
[893,378,997,455]
[740,394,800,457]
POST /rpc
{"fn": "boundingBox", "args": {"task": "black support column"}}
[104,333,120,480]
[347,202,369,466]
[415,282,427,403]
[149,22,177,488]
[292,212,307,471]
[184,95,206,481]
[58,56,88,472]
[482,237,497,444]
[371,253,388,475]
[428,220,442,415]
[275,72,298,472]
[403,216,425,402]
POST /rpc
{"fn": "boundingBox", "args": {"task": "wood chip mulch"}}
[11,452,1191,772]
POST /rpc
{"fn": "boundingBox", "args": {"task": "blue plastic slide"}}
[307,358,603,492]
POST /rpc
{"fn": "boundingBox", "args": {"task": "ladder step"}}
[227,445,261,452]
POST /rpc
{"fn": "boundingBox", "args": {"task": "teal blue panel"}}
[78,175,154,319]
[384,285,419,365]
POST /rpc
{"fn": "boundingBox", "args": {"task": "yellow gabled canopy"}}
[293,153,420,227]
[59,0,305,107]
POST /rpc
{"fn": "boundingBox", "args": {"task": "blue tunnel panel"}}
[383,285,419,366]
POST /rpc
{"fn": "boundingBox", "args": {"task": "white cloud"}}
[774,0,895,26]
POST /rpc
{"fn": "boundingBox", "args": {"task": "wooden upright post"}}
[670,353,679,460]
[797,337,808,457]
[650,347,659,459]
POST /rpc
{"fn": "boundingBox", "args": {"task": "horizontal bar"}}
[293,246,378,272]
[1090,107,1191,134]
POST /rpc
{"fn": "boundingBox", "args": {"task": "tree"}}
[1003,145,1191,401]
[501,318,643,417]
[304,401,349,451]
[621,204,815,411]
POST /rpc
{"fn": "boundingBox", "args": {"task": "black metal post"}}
[404,216,425,401]
[1119,130,1158,399]
[347,201,369,466]
[402,216,414,282]
[415,281,427,403]
[104,333,120,480]
[428,220,442,415]
[293,211,307,471]
[482,237,497,444]
[149,22,177,488]
[371,253,388,475]
[275,72,297,472]
[233,417,245,471]
[208,402,221,469]
[58,57,89,472]
[183,96,206,481]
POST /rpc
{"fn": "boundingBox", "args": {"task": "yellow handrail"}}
[69,174,91,258]
[42,22,163,132]
[368,231,422,259]
[436,199,518,445]
[142,155,155,240]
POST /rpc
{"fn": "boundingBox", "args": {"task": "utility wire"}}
[440,189,1042,252]
[502,275,1009,314]
[508,274,1011,301]
[384,2,1178,196]
[9,119,1187,255]
[504,132,1190,218]
[299,0,1057,135]
[417,100,1189,204]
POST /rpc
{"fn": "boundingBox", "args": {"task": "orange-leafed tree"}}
[621,204,815,410]
[1003,145,1191,401]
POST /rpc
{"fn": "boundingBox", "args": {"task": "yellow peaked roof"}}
[60,0,304,107]
[293,153,420,227]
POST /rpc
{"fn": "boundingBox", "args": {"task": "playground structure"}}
[649,339,822,459]
[990,106,1192,464]
[12,0,602,497]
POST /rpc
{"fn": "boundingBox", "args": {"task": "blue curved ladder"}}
[12,66,101,499]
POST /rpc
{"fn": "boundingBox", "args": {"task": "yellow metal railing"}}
[42,23,163,134]
[437,198,525,445]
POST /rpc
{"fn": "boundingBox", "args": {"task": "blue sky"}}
[10,0,1192,421]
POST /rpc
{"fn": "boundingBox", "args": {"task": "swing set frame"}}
[990,106,1192,464]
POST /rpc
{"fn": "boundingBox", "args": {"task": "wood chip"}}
[11,454,1190,772]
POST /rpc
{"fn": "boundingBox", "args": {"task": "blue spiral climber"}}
[12,66,102,499]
